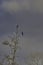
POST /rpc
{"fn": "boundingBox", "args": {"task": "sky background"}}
[0,0,43,65]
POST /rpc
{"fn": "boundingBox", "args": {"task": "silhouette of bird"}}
[21,32,24,36]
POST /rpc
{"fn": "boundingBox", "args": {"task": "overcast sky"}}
[0,0,43,65]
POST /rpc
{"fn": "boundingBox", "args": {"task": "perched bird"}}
[21,32,24,36]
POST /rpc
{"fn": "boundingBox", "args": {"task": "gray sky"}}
[0,0,43,65]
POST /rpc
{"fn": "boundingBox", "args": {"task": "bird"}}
[21,32,24,36]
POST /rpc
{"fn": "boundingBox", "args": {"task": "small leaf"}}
[2,41,9,45]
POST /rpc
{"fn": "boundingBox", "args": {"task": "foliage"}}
[26,52,43,65]
[2,24,23,65]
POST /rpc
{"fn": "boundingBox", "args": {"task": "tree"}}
[26,52,43,65]
[2,24,23,65]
